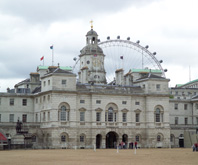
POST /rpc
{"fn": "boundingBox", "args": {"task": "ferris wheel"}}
[98,37,167,83]
[73,36,167,83]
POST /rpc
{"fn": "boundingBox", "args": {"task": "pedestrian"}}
[131,142,133,149]
[192,144,196,152]
[135,141,137,149]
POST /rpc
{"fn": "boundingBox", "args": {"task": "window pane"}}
[136,135,140,142]
[80,135,84,142]
[122,113,127,122]
[9,114,14,122]
[10,98,14,106]
[80,112,85,121]
[61,135,66,142]
[22,114,27,122]
[22,99,27,106]
[108,108,113,122]
[136,113,140,122]
[96,112,101,122]
[61,106,66,121]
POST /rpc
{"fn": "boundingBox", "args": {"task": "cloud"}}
[0,0,198,92]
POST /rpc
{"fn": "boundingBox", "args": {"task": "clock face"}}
[93,58,101,67]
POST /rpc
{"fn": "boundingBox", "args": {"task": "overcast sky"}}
[0,0,198,92]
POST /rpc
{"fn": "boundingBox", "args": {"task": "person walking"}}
[135,141,137,149]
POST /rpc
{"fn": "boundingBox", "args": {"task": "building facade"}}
[0,28,197,149]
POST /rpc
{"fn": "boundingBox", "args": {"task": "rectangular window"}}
[80,112,85,122]
[43,81,46,87]
[122,101,127,105]
[185,117,188,125]
[122,113,127,122]
[135,101,140,105]
[96,112,101,122]
[196,103,198,109]
[156,84,160,90]
[80,100,85,104]
[136,113,140,122]
[48,80,50,85]
[22,114,27,122]
[36,114,38,122]
[96,100,101,104]
[48,95,50,101]
[9,114,14,122]
[184,104,188,110]
[175,117,178,125]
[10,98,14,106]
[43,96,46,102]
[80,136,84,142]
[174,103,178,110]
[114,113,117,122]
[105,112,107,122]
[194,92,196,95]
[196,117,198,125]
[48,112,50,121]
[43,112,45,122]
[62,80,66,85]
[175,91,178,96]
[36,98,38,104]
[22,99,27,106]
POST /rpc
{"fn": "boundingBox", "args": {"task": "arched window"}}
[155,107,163,123]
[108,107,113,122]
[170,134,175,142]
[157,135,161,142]
[61,135,66,142]
[136,135,140,142]
[61,106,66,121]
[156,108,161,122]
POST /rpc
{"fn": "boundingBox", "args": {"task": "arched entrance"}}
[106,132,118,148]
[122,134,128,149]
[96,134,102,149]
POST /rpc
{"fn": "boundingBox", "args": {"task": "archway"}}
[106,132,118,148]
[96,134,102,149]
[122,134,128,149]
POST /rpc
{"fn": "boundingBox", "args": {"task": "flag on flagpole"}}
[50,45,53,49]
[120,56,123,59]
[40,56,44,61]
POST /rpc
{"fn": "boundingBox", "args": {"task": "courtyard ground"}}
[0,148,197,165]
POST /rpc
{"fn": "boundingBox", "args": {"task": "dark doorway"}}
[179,139,184,147]
[96,134,102,149]
[122,134,128,149]
[106,132,118,148]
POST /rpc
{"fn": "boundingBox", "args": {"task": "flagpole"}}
[43,57,44,66]
[52,45,54,66]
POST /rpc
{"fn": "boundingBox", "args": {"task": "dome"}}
[86,29,98,36]
[80,45,103,54]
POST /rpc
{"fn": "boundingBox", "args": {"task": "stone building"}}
[0,27,197,149]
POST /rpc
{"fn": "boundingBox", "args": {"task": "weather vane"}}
[90,20,93,29]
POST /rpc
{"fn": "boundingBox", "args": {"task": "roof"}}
[37,66,72,71]
[86,29,98,36]
[178,79,198,88]
[131,69,162,73]
[136,73,165,81]
[32,86,41,93]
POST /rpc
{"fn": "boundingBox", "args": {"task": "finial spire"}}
[90,20,93,29]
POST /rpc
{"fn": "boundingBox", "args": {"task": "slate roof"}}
[136,73,166,81]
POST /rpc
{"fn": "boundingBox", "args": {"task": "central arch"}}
[106,131,119,149]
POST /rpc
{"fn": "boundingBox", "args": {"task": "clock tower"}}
[78,24,107,84]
